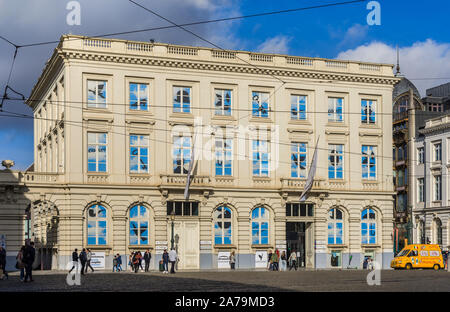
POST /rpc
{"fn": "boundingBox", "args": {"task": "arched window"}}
[361,208,376,244]
[433,218,443,245]
[328,208,343,244]
[251,207,269,245]
[213,206,232,245]
[87,204,107,245]
[129,205,149,245]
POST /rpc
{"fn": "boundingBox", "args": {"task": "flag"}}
[300,136,320,202]
[184,136,195,200]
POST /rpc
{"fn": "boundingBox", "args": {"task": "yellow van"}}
[391,244,444,270]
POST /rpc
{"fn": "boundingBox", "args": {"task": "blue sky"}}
[0,0,450,170]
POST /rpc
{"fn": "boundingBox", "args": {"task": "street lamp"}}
[170,209,175,250]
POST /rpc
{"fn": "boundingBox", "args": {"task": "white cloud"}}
[336,39,450,96]
[257,36,292,55]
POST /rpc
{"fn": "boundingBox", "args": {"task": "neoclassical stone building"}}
[1,35,398,270]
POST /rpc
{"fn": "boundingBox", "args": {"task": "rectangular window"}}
[361,99,376,124]
[417,147,424,164]
[252,91,269,118]
[290,95,307,120]
[328,144,344,179]
[215,137,232,176]
[129,83,149,110]
[434,175,442,201]
[291,142,307,178]
[417,178,424,202]
[173,86,191,113]
[214,89,232,116]
[331,250,342,267]
[173,136,191,174]
[285,203,314,217]
[87,80,107,108]
[252,139,269,177]
[167,201,199,216]
[87,132,107,172]
[130,135,149,173]
[434,143,442,161]
[362,145,377,180]
[328,97,343,122]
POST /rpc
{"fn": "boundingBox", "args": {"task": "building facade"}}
[412,115,450,250]
[1,35,397,270]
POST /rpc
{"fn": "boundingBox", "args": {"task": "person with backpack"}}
[68,248,79,274]
[116,253,122,271]
[79,248,87,275]
[23,242,35,282]
[85,248,94,273]
[143,250,151,272]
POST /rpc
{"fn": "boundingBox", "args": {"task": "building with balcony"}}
[1,35,398,270]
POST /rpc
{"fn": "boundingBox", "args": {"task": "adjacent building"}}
[0,35,398,271]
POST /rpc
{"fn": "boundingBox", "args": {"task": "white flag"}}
[300,136,320,202]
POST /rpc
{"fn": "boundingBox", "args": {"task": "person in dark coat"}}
[162,249,169,273]
[0,246,8,280]
[23,242,35,282]
[79,249,87,275]
[143,250,151,272]
[68,248,79,274]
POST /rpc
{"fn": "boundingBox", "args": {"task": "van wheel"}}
[433,264,440,271]
[405,263,412,270]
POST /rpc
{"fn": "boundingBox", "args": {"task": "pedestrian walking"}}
[169,248,177,274]
[271,250,279,271]
[85,248,94,273]
[230,251,236,270]
[116,254,122,271]
[69,248,79,274]
[0,246,8,280]
[16,246,25,281]
[133,251,141,273]
[113,255,118,272]
[79,248,87,275]
[280,251,287,271]
[288,250,297,271]
[144,250,151,272]
[138,251,144,271]
[162,249,169,273]
[129,252,134,271]
[23,242,35,282]
[267,250,273,271]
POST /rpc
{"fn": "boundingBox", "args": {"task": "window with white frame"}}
[417,178,424,202]
[434,142,442,161]
[417,147,424,164]
[328,144,344,179]
[130,135,149,173]
[362,145,376,180]
[252,139,269,176]
[361,99,376,124]
[328,208,344,244]
[215,137,232,176]
[290,95,307,120]
[252,91,269,118]
[328,97,343,122]
[251,207,269,245]
[434,175,442,201]
[214,206,232,245]
[129,204,149,245]
[87,132,107,172]
[214,89,232,116]
[291,142,307,178]
[361,208,376,244]
[129,83,149,110]
[173,136,191,174]
[87,204,107,245]
[87,80,107,108]
[173,86,191,113]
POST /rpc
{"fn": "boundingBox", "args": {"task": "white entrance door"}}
[169,220,200,269]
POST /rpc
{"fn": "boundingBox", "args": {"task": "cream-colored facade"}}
[0,35,398,270]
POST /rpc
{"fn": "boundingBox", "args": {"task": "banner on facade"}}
[0,234,5,249]
[91,252,105,269]
[218,252,230,269]
[255,251,268,268]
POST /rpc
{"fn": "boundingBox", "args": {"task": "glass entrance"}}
[286,222,306,268]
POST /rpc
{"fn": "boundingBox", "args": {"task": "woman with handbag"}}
[16,246,25,281]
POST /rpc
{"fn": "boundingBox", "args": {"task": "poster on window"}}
[255,251,268,268]
[91,252,105,269]
[218,252,230,269]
